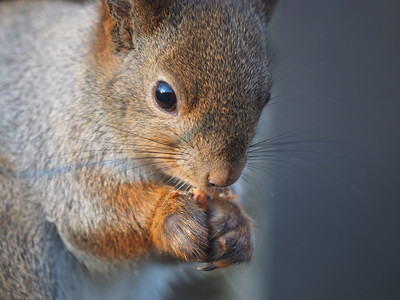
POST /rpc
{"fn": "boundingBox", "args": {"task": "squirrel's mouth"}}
[155,152,245,190]
[162,175,236,195]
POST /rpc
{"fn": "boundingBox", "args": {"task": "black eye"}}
[155,81,177,113]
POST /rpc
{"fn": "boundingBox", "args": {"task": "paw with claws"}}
[199,189,254,271]
[151,188,254,270]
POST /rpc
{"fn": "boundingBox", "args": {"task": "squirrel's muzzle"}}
[206,164,241,187]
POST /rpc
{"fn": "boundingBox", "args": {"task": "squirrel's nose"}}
[207,168,237,187]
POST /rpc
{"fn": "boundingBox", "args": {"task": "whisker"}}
[114,164,173,181]
[51,135,191,157]
[243,164,287,190]
[249,120,330,149]
[246,152,346,192]
[103,123,180,151]
[20,158,130,179]
[175,178,187,191]
[140,166,172,178]
[121,161,173,174]
[249,139,338,152]
[42,149,185,163]
[164,176,177,186]
[247,148,350,162]
[271,56,329,85]
[21,153,184,179]
[52,135,138,148]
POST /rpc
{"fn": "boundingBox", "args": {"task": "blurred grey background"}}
[266,0,400,299]
[169,0,400,299]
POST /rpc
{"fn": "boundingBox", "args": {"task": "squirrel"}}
[0,0,277,298]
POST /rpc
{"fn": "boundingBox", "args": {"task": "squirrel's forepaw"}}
[199,196,254,271]
[151,191,209,261]
[151,189,253,267]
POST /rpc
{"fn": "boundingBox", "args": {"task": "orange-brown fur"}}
[60,0,274,269]
[0,0,276,297]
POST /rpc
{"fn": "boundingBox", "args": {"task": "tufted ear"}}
[102,0,173,50]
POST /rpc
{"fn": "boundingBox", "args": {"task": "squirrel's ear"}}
[101,0,172,51]
[103,0,172,49]
[262,0,278,22]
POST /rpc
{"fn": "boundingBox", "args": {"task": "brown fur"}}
[0,0,277,297]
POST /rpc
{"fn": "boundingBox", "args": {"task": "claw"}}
[191,188,208,211]
[197,263,217,271]
[197,261,229,271]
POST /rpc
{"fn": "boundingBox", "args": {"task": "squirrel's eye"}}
[155,81,177,113]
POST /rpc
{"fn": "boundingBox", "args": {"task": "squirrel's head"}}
[88,0,277,189]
